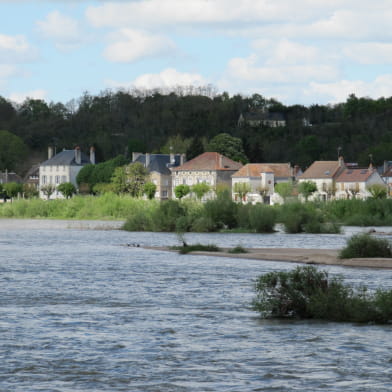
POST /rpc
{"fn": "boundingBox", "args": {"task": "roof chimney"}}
[132,152,142,162]
[180,154,186,166]
[75,146,81,165]
[338,156,344,167]
[48,146,54,160]
[145,153,151,168]
[90,146,95,164]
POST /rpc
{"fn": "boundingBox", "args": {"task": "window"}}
[42,175,47,185]
[162,190,168,198]
[61,176,66,183]
[55,175,60,184]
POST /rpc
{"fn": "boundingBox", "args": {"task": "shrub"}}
[339,233,392,259]
[171,243,221,254]
[203,191,238,229]
[229,245,248,254]
[152,200,187,232]
[252,266,392,323]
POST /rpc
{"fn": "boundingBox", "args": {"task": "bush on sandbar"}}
[339,233,392,259]
[252,266,392,323]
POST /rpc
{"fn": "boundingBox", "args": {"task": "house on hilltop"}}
[238,109,286,128]
[131,152,185,200]
[39,146,95,199]
[171,152,243,199]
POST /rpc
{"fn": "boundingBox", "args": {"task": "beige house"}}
[132,152,185,200]
[238,110,286,128]
[232,163,300,204]
[171,152,242,199]
[335,166,386,199]
[298,157,346,201]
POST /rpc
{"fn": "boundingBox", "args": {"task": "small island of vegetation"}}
[253,266,392,324]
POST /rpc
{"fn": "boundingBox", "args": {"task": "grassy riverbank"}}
[2,193,392,232]
[0,193,157,220]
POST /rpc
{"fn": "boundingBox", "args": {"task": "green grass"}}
[171,243,221,254]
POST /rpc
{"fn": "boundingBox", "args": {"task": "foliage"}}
[57,182,76,199]
[278,202,340,234]
[237,203,277,233]
[76,155,128,190]
[22,184,39,198]
[298,181,318,201]
[174,184,191,199]
[367,184,387,199]
[186,136,205,160]
[92,182,115,194]
[3,182,23,199]
[252,265,392,323]
[191,182,210,200]
[339,233,392,259]
[233,182,251,201]
[152,200,187,232]
[203,190,238,229]
[229,245,248,254]
[40,184,56,199]
[207,133,248,163]
[274,182,294,201]
[112,162,149,196]
[171,243,221,254]
[143,182,157,199]
[0,130,28,171]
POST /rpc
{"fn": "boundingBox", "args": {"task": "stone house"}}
[238,110,286,128]
[131,152,185,200]
[171,152,242,199]
[39,146,95,199]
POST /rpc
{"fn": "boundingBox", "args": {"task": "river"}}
[1,219,392,391]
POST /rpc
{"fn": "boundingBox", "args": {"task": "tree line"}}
[1,89,392,174]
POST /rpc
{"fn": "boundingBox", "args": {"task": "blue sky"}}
[1,0,392,106]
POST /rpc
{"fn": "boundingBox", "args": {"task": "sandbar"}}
[153,246,392,269]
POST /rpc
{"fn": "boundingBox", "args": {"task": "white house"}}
[297,157,346,201]
[335,166,386,199]
[231,163,299,204]
[39,146,95,199]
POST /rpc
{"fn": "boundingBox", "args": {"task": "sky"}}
[1,0,392,106]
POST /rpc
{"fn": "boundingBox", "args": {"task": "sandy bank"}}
[152,246,392,269]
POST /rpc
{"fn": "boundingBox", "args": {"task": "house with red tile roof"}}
[297,157,346,201]
[335,165,386,199]
[171,152,242,199]
[231,163,300,204]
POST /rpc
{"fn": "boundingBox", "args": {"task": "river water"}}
[1,219,392,391]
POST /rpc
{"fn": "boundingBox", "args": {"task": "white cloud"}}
[343,43,392,65]
[305,75,392,103]
[0,34,38,62]
[9,89,47,103]
[104,29,176,63]
[106,68,206,90]
[85,0,342,29]
[0,65,18,79]
[36,11,84,50]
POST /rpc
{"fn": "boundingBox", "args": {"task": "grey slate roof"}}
[134,154,181,175]
[40,150,91,166]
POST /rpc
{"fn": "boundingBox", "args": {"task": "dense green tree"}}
[174,184,191,199]
[3,182,22,200]
[186,136,205,160]
[192,183,210,200]
[57,182,77,199]
[143,182,157,199]
[298,181,318,201]
[275,182,294,201]
[112,162,149,197]
[207,133,248,163]
[0,130,28,171]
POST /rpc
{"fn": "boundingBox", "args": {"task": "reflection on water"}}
[0,220,392,391]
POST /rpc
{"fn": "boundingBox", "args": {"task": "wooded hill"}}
[1,89,392,174]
